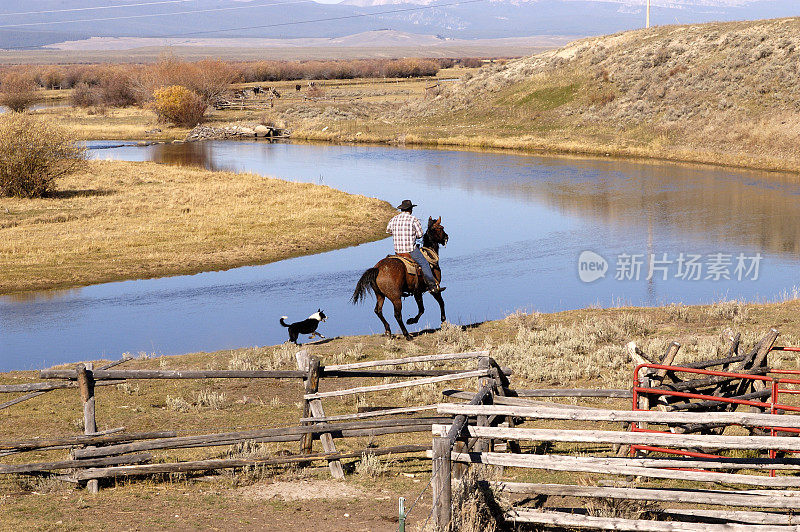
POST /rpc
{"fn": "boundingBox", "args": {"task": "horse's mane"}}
[422,218,441,252]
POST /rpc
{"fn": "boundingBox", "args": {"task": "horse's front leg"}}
[391,297,412,340]
[431,290,446,323]
[406,292,425,325]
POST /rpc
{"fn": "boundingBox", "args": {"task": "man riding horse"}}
[351,201,448,340]
[386,199,445,294]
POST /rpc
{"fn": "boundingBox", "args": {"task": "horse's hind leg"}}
[406,292,424,325]
[374,292,392,336]
[390,297,412,340]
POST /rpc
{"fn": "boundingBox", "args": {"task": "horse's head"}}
[427,216,449,248]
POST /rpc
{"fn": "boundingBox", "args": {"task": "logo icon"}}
[578,251,608,283]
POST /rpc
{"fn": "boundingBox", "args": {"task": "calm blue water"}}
[2,141,800,371]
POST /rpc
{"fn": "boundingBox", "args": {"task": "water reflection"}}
[2,287,82,303]
[0,101,69,114]
[2,142,799,371]
[462,157,800,257]
[148,142,235,171]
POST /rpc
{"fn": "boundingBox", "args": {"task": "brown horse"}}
[351,217,448,340]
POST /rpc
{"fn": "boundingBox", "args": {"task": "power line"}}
[0,0,488,50]
[156,0,488,38]
[0,0,195,18]
[0,0,319,29]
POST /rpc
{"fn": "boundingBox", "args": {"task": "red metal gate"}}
[631,348,800,467]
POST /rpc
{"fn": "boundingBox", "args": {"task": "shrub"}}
[459,57,485,68]
[355,452,390,479]
[588,88,616,107]
[0,71,37,112]
[136,58,237,105]
[151,85,207,127]
[191,59,240,102]
[384,58,440,78]
[306,85,325,98]
[70,82,101,107]
[196,389,226,410]
[41,66,64,89]
[98,68,137,107]
[0,114,86,198]
[166,395,192,413]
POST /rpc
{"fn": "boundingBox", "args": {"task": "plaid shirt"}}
[386,212,423,253]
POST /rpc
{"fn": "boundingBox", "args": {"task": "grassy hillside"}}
[276,17,800,173]
[403,17,800,170]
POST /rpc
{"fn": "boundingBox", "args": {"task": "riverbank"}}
[279,17,800,176]
[0,159,395,294]
[2,301,800,529]
[32,78,800,177]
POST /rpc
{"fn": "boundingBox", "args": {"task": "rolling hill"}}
[392,16,800,171]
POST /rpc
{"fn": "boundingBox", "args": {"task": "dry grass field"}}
[2,300,800,530]
[0,159,395,294]
[28,19,800,174]
[19,67,476,140]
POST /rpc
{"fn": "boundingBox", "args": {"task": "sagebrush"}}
[0,114,86,198]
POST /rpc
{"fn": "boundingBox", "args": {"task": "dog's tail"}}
[279,316,290,327]
[351,268,379,304]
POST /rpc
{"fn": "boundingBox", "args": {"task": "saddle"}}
[388,247,439,276]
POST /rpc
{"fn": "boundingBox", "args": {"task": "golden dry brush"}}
[0,114,86,198]
[151,85,208,127]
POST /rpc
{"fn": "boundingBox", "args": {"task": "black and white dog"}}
[280,310,327,344]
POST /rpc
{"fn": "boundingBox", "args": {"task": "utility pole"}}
[646,0,651,28]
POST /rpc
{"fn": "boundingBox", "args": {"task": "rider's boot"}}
[427,280,446,294]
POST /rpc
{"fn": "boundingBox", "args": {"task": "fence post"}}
[300,357,320,457]
[488,357,520,454]
[476,358,491,454]
[398,497,405,532]
[432,436,452,531]
[295,350,344,479]
[77,363,99,494]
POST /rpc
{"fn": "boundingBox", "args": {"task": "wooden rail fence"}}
[430,399,800,531]
[1,349,508,491]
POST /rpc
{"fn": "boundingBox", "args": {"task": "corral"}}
[5,327,800,530]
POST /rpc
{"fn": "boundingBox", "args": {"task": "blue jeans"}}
[409,247,437,287]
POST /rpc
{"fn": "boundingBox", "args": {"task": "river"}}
[2,140,799,371]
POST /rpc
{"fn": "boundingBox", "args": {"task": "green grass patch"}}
[498,81,581,111]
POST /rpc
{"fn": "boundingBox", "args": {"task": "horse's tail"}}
[351,268,379,304]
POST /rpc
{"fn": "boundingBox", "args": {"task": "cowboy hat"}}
[396,199,417,211]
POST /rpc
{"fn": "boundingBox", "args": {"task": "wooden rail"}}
[503,509,789,531]
[437,404,800,429]
[40,369,306,380]
[304,370,489,400]
[491,482,800,510]
[433,424,800,451]
[74,444,429,481]
[3,349,494,493]
[452,451,800,488]
[323,351,489,371]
